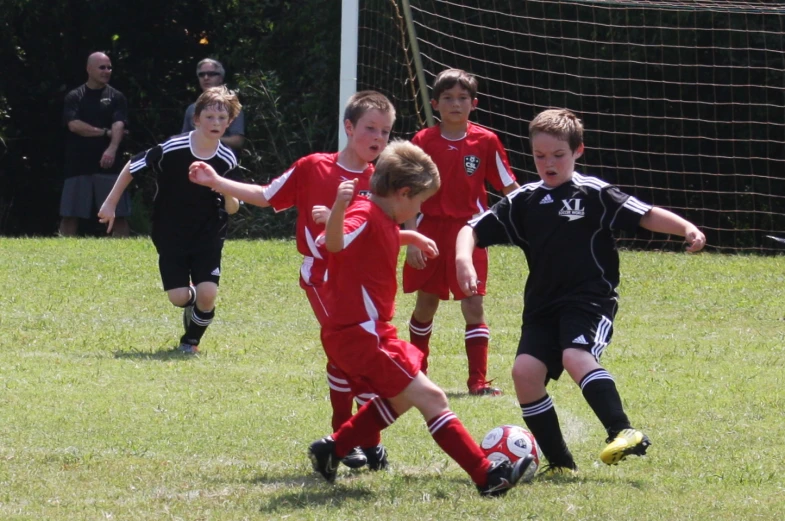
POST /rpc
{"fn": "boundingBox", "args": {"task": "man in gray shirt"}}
[182,58,245,150]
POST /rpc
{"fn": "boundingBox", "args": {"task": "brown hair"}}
[194,85,242,121]
[371,140,440,197]
[529,109,584,152]
[432,68,478,101]
[343,90,396,126]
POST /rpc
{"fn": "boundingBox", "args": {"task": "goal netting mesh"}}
[357,0,785,253]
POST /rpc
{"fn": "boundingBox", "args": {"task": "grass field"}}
[1,238,784,520]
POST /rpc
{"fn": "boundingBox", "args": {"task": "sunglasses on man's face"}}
[98,65,113,71]
[198,71,221,78]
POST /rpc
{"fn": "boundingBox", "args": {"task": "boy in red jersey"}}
[307,140,536,496]
[188,90,395,469]
[403,69,520,396]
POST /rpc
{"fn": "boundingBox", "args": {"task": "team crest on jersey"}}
[559,198,585,221]
[464,155,480,176]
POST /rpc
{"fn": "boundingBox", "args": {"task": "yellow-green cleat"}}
[539,464,579,479]
[600,428,651,465]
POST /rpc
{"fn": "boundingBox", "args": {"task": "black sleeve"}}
[129,145,164,177]
[112,90,129,126]
[471,196,517,248]
[603,185,652,233]
[63,89,80,126]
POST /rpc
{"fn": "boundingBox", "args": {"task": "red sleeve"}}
[262,158,305,212]
[484,133,516,191]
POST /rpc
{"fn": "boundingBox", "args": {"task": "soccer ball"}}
[481,424,541,471]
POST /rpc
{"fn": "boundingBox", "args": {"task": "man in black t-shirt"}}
[456,109,706,475]
[61,52,130,237]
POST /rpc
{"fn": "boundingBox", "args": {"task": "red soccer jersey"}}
[412,122,516,219]
[262,152,373,285]
[320,198,400,329]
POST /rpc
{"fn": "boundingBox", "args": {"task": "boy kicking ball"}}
[456,108,705,473]
[308,140,536,496]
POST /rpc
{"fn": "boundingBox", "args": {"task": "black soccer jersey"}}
[129,132,238,253]
[470,172,652,316]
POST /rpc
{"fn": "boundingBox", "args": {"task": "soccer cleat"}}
[600,428,651,465]
[341,446,368,469]
[309,436,339,482]
[477,454,536,497]
[539,463,579,478]
[469,380,503,397]
[178,342,199,355]
[362,444,389,471]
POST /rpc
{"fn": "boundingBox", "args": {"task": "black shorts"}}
[158,247,223,291]
[517,299,618,381]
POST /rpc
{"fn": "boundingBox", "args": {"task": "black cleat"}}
[341,446,368,469]
[362,444,389,471]
[308,436,339,482]
[478,455,536,497]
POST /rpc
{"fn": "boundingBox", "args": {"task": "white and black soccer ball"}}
[481,424,541,475]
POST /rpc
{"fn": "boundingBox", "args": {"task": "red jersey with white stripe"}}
[321,198,400,328]
[412,123,516,219]
[261,152,372,285]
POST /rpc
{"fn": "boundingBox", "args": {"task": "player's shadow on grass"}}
[113,348,199,361]
[444,391,476,400]
[252,473,375,513]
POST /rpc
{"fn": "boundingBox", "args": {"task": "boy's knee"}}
[460,295,484,323]
[413,291,440,319]
[167,287,191,307]
[195,282,218,309]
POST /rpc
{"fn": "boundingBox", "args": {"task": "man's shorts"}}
[158,246,223,291]
[402,216,488,300]
[60,174,131,219]
[321,321,423,398]
[517,299,618,381]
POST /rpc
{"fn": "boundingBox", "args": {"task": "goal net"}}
[357,0,785,253]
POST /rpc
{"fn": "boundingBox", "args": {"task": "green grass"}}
[1,238,784,520]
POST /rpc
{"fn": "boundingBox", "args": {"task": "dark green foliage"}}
[0,0,339,237]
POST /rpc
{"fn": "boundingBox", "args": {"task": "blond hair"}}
[529,109,584,152]
[194,85,242,121]
[343,90,396,126]
[371,140,440,197]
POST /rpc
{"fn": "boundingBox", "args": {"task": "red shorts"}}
[300,275,328,326]
[402,216,488,300]
[321,321,423,398]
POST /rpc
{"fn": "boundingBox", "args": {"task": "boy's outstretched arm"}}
[325,179,357,253]
[98,161,133,234]
[403,216,428,270]
[189,161,271,208]
[640,207,706,252]
[455,224,480,296]
[400,230,439,259]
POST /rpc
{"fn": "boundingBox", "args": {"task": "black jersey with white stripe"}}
[470,172,652,316]
[129,132,238,253]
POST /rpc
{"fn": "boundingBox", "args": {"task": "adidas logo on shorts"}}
[211,267,221,276]
[572,334,588,345]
